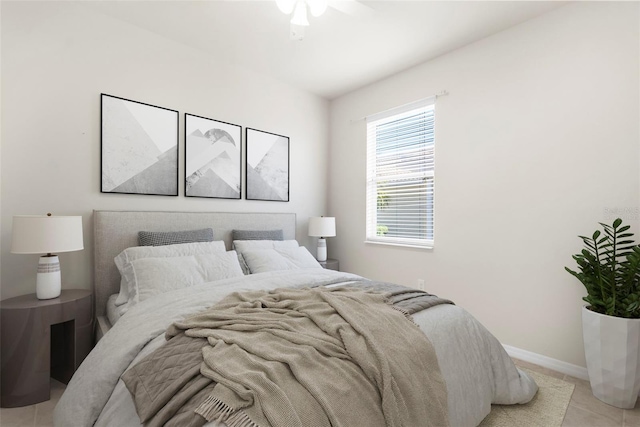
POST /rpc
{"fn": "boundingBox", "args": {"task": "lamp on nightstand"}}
[11,214,84,300]
[308,216,336,262]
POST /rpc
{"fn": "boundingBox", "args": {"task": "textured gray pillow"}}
[232,229,284,241]
[114,241,227,306]
[231,229,284,274]
[241,247,321,274]
[129,251,244,304]
[231,230,284,274]
[233,239,299,275]
[138,228,214,246]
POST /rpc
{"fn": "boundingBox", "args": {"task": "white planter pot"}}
[582,306,640,408]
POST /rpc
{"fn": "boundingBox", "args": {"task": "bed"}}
[53,210,537,427]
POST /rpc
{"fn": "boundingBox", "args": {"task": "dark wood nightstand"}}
[319,258,339,271]
[0,289,93,407]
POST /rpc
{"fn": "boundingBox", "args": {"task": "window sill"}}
[364,240,434,250]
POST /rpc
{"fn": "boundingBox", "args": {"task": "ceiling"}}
[83,1,567,100]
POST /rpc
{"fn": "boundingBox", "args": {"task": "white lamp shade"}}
[11,215,84,254]
[308,217,336,237]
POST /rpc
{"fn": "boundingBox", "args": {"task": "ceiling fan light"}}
[290,1,309,26]
[307,0,327,17]
[276,0,296,15]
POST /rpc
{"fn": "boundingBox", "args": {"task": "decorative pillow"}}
[114,241,226,306]
[138,228,214,246]
[128,251,244,304]
[232,229,284,241]
[241,246,322,274]
[233,239,299,252]
[233,239,299,275]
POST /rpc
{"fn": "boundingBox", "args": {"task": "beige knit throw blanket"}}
[142,286,449,427]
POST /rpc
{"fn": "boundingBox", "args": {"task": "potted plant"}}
[566,218,640,408]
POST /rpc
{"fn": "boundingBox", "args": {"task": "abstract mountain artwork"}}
[185,114,241,199]
[101,94,178,196]
[246,128,289,202]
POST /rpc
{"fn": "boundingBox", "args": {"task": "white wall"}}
[0,2,330,300]
[329,2,639,368]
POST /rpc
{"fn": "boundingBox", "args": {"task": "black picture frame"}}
[100,93,179,196]
[245,127,290,202]
[184,113,242,199]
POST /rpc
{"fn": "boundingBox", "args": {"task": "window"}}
[366,97,435,248]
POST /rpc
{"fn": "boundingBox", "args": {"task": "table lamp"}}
[308,216,336,262]
[11,214,84,300]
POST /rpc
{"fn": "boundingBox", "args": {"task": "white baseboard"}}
[502,344,589,381]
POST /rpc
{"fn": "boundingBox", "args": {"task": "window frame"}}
[365,97,436,249]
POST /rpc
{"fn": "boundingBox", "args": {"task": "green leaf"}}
[567,218,640,319]
[599,223,613,231]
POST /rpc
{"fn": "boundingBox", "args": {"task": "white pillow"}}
[106,294,127,326]
[129,251,244,304]
[114,241,226,306]
[233,240,300,275]
[241,246,322,274]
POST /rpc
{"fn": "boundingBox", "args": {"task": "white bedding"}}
[105,294,124,326]
[54,270,537,427]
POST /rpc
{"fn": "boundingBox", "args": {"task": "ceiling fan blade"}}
[328,0,377,19]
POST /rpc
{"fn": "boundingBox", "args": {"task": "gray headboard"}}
[93,210,296,317]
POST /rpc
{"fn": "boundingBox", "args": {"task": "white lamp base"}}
[316,238,327,262]
[37,255,61,300]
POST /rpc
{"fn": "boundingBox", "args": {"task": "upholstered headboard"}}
[93,210,296,317]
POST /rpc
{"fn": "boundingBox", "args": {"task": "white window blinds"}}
[366,97,436,248]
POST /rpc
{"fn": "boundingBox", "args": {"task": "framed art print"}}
[185,114,241,199]
[245,128,289,202]
[101,94,178,196]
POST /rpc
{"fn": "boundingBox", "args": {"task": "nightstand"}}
[0,289,93,407]
[319,258,339,271]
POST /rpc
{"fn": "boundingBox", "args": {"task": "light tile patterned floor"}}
[0,379,64,427]
[0,360,638,426]
[512,359,640,427]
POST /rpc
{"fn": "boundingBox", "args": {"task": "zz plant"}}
[566,218,640,318]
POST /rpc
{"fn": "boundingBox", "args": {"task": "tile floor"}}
[0,359,639,426]
[0,379,64,427]
[512,359,640,427]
